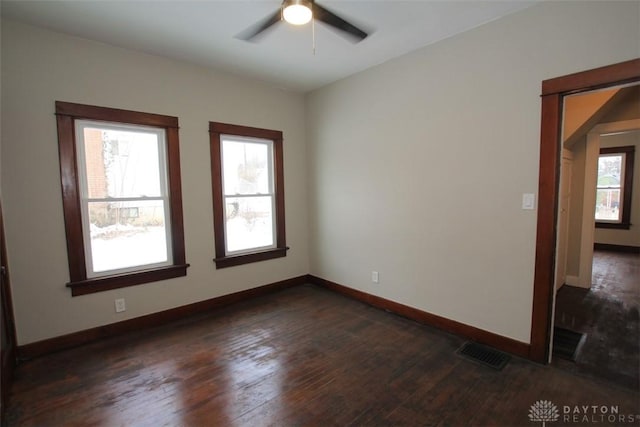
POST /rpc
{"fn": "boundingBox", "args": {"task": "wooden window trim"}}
[595,145,635,230]
[209,122,288,269]
[55,101,189,296]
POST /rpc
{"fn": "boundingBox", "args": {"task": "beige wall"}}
[1,20,309,345]
[306,1,639,343]
[595,130,640,247]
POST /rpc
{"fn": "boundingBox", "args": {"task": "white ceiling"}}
[0,0,537,93]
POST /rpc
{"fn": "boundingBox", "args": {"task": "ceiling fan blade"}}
[236,10,282,42]
[311,3,368,42]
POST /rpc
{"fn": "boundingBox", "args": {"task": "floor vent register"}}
[456,341,511,370]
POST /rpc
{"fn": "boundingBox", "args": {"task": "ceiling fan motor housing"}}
[282,0,313,25]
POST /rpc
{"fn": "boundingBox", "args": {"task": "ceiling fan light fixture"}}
[282,0,313,25]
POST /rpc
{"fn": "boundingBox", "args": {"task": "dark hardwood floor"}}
[7,284,640,426]
[554,250,640,389]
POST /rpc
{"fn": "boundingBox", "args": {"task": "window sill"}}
[213,247,289,269]
[595,222,631,230]
[67,264,190,296]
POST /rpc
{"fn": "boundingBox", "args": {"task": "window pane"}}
[595,189,621,221]
[88,199,170,274]
[597,155,622,187]
[222,139,270,195]
[83,127,163,199]
[225,196,274,253]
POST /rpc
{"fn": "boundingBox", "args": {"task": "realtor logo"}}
[529,400,560,426]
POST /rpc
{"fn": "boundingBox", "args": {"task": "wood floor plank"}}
[555,250,639,388]
[7,284,640,426]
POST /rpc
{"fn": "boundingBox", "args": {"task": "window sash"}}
[220,135,274,196]
[75,120,173,277]
[595,189,622,222]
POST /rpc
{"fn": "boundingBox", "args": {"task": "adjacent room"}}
[1,0,639,425]
[553,86,640,389]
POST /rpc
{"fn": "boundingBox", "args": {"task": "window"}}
[56,102,188,296]
[209,122,287,268]
[595,145,635,229]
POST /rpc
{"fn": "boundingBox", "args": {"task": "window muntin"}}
[209,122,287,269]
[595,152,625,223]
[76,120,173,277]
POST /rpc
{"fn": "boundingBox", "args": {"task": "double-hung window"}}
[56,102,188,296]
[76,121,172,276]
[209,122,287,268]
[595,145,635,229]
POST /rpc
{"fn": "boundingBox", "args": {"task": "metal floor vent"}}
[553,327,586,361]
[456,342,510,370]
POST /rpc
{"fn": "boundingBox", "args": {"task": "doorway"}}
[529,58,640,364]
[555,87,639,291]
[552,87,639,388]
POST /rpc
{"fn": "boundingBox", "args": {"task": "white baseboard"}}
[565,275,579,287]
[564,275,591,289]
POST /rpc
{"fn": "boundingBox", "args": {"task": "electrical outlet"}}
[114,298,126,313]
[372,271,379,284]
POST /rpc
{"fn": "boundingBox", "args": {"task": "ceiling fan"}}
[237,0,369,43]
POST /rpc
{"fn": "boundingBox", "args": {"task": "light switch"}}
[372,271,379,284]
[522,193,535,210]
